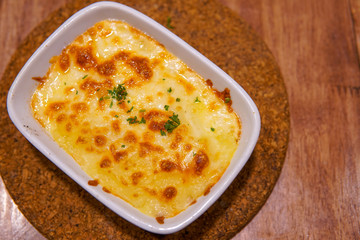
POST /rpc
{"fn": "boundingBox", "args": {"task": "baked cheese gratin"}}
[31,20,241,223]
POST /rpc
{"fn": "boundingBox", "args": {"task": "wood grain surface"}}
[0,0,359,240]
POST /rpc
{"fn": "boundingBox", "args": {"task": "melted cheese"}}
[31,20,241,221]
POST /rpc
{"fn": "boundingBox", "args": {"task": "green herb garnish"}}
[164,113,180,133]
[211,127,215,132]
[76,90,78,95]
[127,106,134,113]
[139,109,146,112]
[139,117,146,124]
[167,87,172,93]
[176,98,180,102]
[121,145,126,148]
[194,97,201,103]
[160,130,166,136]
[82,75,88,79]
[225,97,230,103]
[108,84,127,102]
[114,115,119,118]
[109,100,113,108]
[164,105,169,111]
[127,116,139,124]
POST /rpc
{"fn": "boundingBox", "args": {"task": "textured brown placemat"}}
[0,0,289,239]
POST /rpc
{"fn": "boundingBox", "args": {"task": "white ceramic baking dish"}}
[7,1,260,234]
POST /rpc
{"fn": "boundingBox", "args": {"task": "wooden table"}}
[1,0,359,239]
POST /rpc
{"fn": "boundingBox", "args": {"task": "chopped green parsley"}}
[127,106,134,113]
[164,105,169,111]
[160,130,166,136]
[127,116,139,124]
[164,113,180,133]
[211,127,215,132]
[167,87,172,93]
[225,97,230,103]
[139,117,146,124]
[82,75,88,79]
[194,97,201,103]
[176,98,181,102]
[108,84,127,102]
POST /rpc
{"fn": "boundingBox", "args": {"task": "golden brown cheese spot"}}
[32,76,46,83]
[204,184,214,196]
[163,186,177,200]
[206,79,213,87]
[124,131,137,143]
[88,179,99,186]
[123,77,137,88]
[65,122,72,132]
[111,120,121,133]
[94,135,107,147]
[131,171,143,185]
[74,35,84,44]
[113,150,127,162]
[144,110,168,121]
[156,216,165,224]
[175,75,195,94]
[142,131,155,142]
[80,78,113,96]
[160,160,177,172]
[97,60,116,76]
[71,102,89,114]
[86,26,96,37]
[64,87,76,95]
[148,120,166,132]
[144,187,157,196]
[96,22,104,30]
[59,52,70,72]
[76,136,87,144]
[69,114,80,125]
[74,46,97,70]
[114,51,130,61]
[56,113,67,123]
[127,56,153,80]
[139,142,164,158]
[193,150,209,175]
[214,87,233,112]
[184,143,192,152]
[100,156,112,168]
[102,187,111,193]
[46,102,66,117]
[170,134,183,149]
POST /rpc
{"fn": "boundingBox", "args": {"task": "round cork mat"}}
[0,0,289,239]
